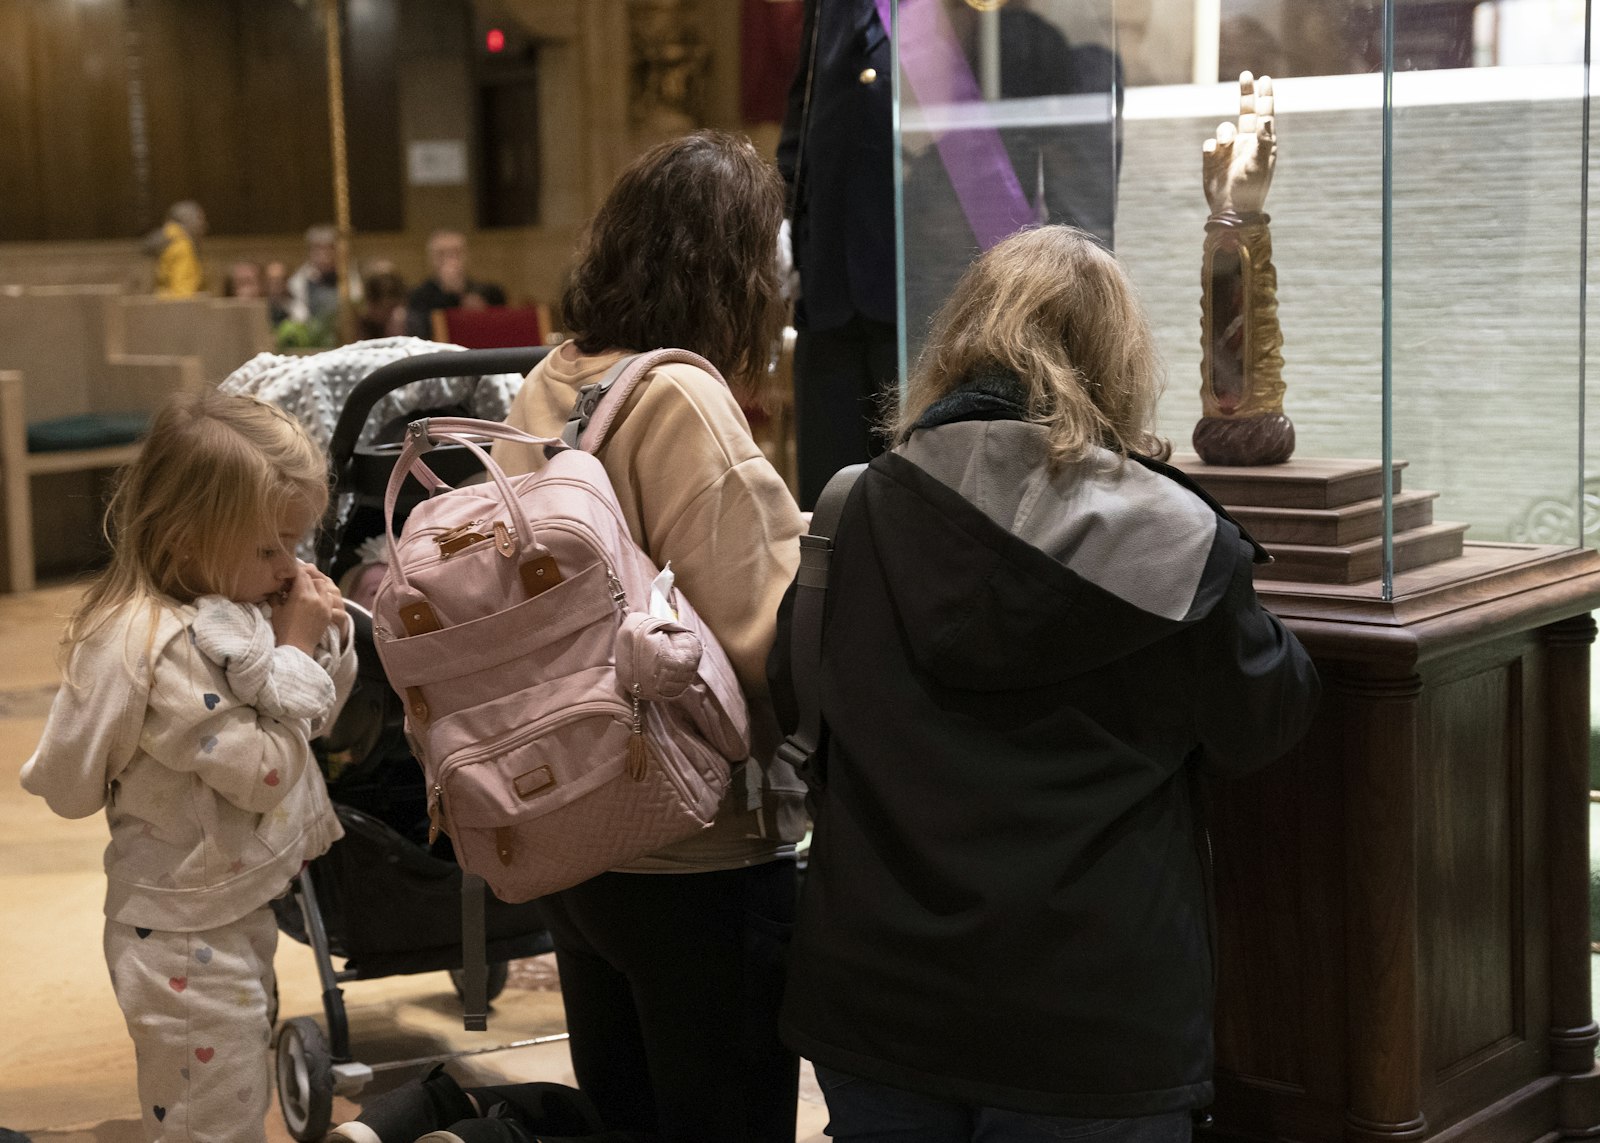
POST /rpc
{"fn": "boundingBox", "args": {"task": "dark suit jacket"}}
[405,278,508,338]
[777,0,896,332]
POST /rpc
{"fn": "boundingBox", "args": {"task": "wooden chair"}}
[0,357,204,592]
[0,285,217,590]
[106,294,274,385]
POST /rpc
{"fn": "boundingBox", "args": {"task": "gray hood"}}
[859,420,1249,689]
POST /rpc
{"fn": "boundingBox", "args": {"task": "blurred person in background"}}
[223,260,264,299]
[148,200,208,298]
[286,224,360,326]
[359,268,411,341]
[405,229,506,336]
[264,260,293,327]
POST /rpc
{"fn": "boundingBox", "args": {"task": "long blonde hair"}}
[66,390,327,647]
[893,226,1170,465]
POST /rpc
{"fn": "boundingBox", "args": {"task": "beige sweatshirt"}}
[21,596,357,931]
[497,343,805,872]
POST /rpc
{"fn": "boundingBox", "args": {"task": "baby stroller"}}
[270,347,555,1141]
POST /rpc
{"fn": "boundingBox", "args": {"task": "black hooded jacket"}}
[771,379,1320,1117]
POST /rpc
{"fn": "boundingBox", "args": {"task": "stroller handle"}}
[318,346,552,570]
[325,346,552,478]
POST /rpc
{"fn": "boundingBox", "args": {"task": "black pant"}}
[815,1068,1196,1142]
[537,861,800,1143]
[793,314,899,510]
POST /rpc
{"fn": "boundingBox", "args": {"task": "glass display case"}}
[889,5,1600,1143]
[890,0,1594,597]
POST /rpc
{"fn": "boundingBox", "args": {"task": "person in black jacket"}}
[777,0,896,511]
[404,230,508,338]
[771,225,1320,1142]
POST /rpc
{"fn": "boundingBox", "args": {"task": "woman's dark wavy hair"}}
[560,130,786,385]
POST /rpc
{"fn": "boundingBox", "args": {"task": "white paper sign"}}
[407,140,469,186]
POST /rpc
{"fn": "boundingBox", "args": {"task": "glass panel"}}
[893,0,1121,374]
[891,0,1590,600]
[1123,5,1390,512]
[1387,0,1590,597]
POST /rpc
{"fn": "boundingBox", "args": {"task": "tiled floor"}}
[0,584,829,1142]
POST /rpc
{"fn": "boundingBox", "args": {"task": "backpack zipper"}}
[428,699,634,838]
[627,682,649,779]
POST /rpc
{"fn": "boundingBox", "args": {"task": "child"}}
[772,226,1319,1142]
[21,390,357,1142]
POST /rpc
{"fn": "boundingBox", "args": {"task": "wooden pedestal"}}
[1173,456,1600,1143]
[1170,454,1469,584]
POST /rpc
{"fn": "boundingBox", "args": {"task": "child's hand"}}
[311,565,346,624]
[272,564,336,655]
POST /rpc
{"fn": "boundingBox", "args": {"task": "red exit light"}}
[486,27,506,53]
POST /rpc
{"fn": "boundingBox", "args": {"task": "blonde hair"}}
[893,226,1170,466]
[66,390,327,647]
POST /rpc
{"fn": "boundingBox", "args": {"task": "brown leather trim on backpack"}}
[400,600,442,635]
[514,765,556,799]
[519,555,563,597]
[495,826,515,866]
[406,686,431,724]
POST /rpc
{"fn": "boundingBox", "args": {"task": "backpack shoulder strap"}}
[561,348,725,452]
[774,462,866,790]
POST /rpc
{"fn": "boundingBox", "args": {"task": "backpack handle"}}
[381,419,565,596]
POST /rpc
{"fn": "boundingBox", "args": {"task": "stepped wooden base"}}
[1172,453,1406,510]
[1228,490,1438,547]
[1170,454,1463,585]
[1258,522,1468,584]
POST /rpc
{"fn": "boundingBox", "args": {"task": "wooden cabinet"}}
[1204,544,1600,1142]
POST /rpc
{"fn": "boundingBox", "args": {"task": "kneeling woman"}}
[773,225,1320,1143]
[496,131,806,1143]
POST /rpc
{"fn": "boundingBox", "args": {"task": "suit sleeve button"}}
[859,67,878,84]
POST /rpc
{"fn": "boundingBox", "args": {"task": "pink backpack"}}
[370,350,748,904]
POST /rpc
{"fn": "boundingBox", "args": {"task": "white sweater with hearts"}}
[21,596,356,931]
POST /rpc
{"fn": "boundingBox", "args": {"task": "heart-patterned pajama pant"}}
[104,905,278,1142]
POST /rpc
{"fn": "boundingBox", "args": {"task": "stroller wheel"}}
[275,1016,334,1142]
[448,959,510,1005]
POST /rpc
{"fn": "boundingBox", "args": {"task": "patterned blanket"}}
[219,336,526,454]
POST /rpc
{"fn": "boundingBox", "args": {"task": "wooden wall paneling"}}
[28,0,137,239]
[691,0,743,129]
[344,0,403,233]
[143,0,246,235]
[29,0,86,237]
[397,0,476,234]
[134,0,390,237]
[0,3,43,241]
[179,2,244,238]
[237,0,333,235]
[78,0,138,239]
[135,0,199,233]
